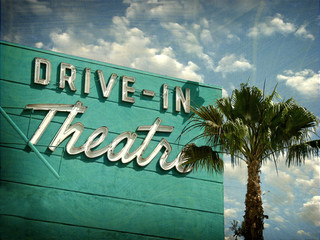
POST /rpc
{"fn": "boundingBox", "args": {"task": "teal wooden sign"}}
[0,41,224,239]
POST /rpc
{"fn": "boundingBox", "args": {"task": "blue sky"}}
[1,0,319,239]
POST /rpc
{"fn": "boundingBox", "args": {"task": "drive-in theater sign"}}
[0,41,224,239]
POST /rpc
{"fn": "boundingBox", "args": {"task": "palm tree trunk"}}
[243,159,264,240]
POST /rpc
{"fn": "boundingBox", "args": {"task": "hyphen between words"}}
[28,57,193,173]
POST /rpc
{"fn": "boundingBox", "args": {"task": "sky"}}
[1,0,319,239]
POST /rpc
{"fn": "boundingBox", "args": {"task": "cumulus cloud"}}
[48,17,204,82]
[35,42,44,48]
[214,54,253,77]
[29,0,52,14]
[295,25,315,40]
[124,0,200,20]
[248,14,314,40]
[294,158,320,196]
[224,161,247,185]
[264,168,293,192]
[17,0,52,15]
[50,31,110,61]
[299,196,320,227]
[262,157,316,206]
[261,156,320,231]
[248,14,295,37]
[2,34,21,44]
[225,196,243,209]
[273,215,285,223]
[224,208,239,218]
[200,29,213,45]
[227,33,240,42]
[222,88,228,98]
[297,230,311,237]
[277,69,319,97]
[161,22,214,70]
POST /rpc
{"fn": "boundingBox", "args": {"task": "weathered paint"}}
[0,41,224,239]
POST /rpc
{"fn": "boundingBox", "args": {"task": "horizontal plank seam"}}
[0,145,223,184]
[1,179,224,215]
[0,213,181,240]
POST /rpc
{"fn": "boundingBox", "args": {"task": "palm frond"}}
[219,83,266,124]
[181,143,224,174]
[178,104,224,146]
[287,140,320,166]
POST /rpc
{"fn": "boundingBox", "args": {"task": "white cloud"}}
[50,31,110,61]
[297,230,311,237]
[261,156,320,231]
[295,25,315,40]
[124,0,200,20]
[294,158,320,196]
[201,18,209,29]
[264,169,293,191]
[161,22,214,70]
[299,196,320,227]
[2,34,21,44]
[227,33,240,42]
[35,42,44,48]
[225,196,243,207]
[215,54,253,77]
[48,18,204,82]
[277,69,319,97]
[248,14,295,37]
[22,0,52,15]
[222,88,228,98]
[224,208,239,218]
[200,29,213,45]
[262,158,297,205]
[224,161,247,185]
[269,14,296,33]
[273,215,285,223]
[248,13,314,41]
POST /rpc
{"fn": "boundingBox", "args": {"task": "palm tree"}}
[179,83,320,240]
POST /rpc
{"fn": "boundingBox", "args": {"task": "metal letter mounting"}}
[26,101,87,154]
[97,70,117,98]
[175,86,190,113]
[84,68,91,94]
[60,62,77,91]
[26,101,191,173]
[34,57,51,85]
[84,126,109,158]
[122,76,135,103]
[162,84,169,110]
[107,131,138,163]
[142,89,155,97]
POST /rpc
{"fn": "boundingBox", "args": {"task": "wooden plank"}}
[0,181,224,240]
[1,146,223,214]
[0,214,168,240]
